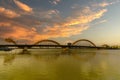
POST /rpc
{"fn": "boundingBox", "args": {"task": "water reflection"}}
[1,49,119,80]
[19,49,31,54]
[3,54,15,65]
[2,49,97,65]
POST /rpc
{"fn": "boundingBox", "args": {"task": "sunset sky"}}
[0,0,120,45]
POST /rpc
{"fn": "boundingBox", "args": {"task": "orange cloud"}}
[0,1,109,44]
[0,7,20,18]
[99,2,110,7]
[0,8,107,44]
[0,22,11,26]
[44,25,89,37]
[60,9,107,27]
[43,9,107,38]
[0,21,48,43]
[14,0,32,13]
[0,22,86,44]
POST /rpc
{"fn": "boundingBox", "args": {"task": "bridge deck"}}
[0,45,108,49]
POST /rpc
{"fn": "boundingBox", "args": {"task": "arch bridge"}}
[2,39,98,49]
[34,39,60,45]
[72,39,97,47]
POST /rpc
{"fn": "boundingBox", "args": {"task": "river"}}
[0,49,120,80]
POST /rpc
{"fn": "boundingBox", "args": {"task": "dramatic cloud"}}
[0,7,107,43]
[0,0,118,44]
[44,25,89,38]
[14,0,32,12]
[67,9,107,26]
[0,7,20,18]
[0,21,38,43]
[43,9,107,38]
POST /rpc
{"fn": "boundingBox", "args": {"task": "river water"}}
[0,49,120,80]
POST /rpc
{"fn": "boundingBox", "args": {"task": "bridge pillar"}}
[67,43,72,46]
[67,43,72,48]
[20,47,30,54]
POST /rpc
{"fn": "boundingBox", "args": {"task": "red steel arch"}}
[5,38,17,45]
[34,39,60,45]
[72,39,96,47]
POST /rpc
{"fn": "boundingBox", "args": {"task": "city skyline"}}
[0,0,120,45]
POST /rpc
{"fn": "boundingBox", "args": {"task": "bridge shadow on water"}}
[2,48,97,65]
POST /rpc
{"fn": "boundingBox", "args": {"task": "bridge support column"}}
[20,47,30,54]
